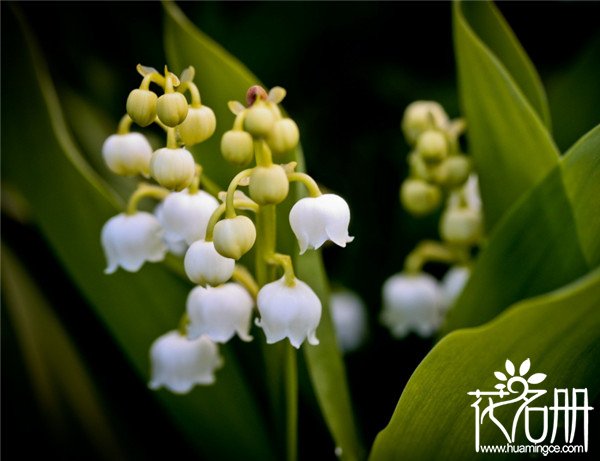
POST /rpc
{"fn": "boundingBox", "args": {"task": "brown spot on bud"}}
[246,85,268,106]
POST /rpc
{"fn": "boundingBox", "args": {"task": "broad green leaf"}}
[443,124,600,332]
[163,2,364,459]
[2,9,273,460]
[1,244,125,460]
[370,268,600,460]
[459,1,551,128]
[454,0,559,230]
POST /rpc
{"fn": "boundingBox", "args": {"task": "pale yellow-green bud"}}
[244,104,275,138]
[213,215,256,260]
[221,130,254,166]
[402,101,449,145]
[440,207,482,246]
[433,155,472,188]
[177,105,216,146]
[400,178,441,216]
[126,89,158,127]
[266,118,299,154]
[150,147,195,191]
[249,165,290,205]
[157,92,189,127]
[416,130,448,162]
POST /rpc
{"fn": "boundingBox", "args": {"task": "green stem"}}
[255,139,273,167]
[287,172,322,197]
[232,265,259,300]
[179,81,201,107]
[225,169,253,218]
[404,240,469,273]
[117,114,133,135]
[166,128,177,149]
[126,184,169,215]
[189,164,202,194]
[267,253,296,286]
[206,200,258,241]
[286,343,298,461]
[255,204,298,461]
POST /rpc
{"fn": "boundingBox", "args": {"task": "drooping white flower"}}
[149,331,222,394]
[256,276,321,348]
[330,289,368,353]
[101,212,167,274]
[440,265,471,311]
[187,283,254,343]
[380,272,443,338]
[157,189,219,245]
[289,194,354,254]
[184,239,235,286]
[102,132,153,177]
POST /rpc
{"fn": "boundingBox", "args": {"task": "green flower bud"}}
[440,207,482,246]
[402,101,448,145]
[416,130,448,162]
[433,155,472,188]
[249,165,290,205]
[267,118,300,154]
[213,216,257,260]
[177,105,216,146]
[400,179,441,216]
[157,92,189,127]
[126,89,157,127]
[221,130,254,166]
[244,104,275,138]
[150,147,195,191]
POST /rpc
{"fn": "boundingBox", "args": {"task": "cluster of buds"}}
[381,101,483,338]
[100,65,353,394]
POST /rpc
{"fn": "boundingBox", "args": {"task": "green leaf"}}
[163,2,364,459]
[370,268,600,461]
[443,124,600,332]
[454,0,560,230]
[2,8,273,460]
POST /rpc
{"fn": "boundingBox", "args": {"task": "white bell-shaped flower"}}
[149,331,222,394]
[154,203,188,256]
[187,283,254,343]
[184,239,235,286]
[289,194,354,254]
[380,272,443,338]
[102,132,152,177]
[256,276,321,348]
[440,265,471,311]
[101,212,167,274]
[330,289,368,353]
[157,189,219,245]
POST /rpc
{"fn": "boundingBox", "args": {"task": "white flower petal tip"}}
[148,331,222,394]
[157,190,219,245]
[187,283,254,343]
[440,265,471,311]
[256,277,321,349]
[380,272,443,339]
[184,240,235,286]
[330,290,368,353]
[289,194,353,254]
[101,212,167,274]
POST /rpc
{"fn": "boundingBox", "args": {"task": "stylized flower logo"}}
[493,358,546,394]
